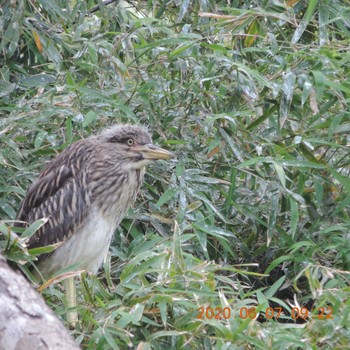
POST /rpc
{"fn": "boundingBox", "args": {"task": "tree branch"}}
[89,0,119,14]
[0,253,79,350]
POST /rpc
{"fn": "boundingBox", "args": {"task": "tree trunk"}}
[0,253,79,350]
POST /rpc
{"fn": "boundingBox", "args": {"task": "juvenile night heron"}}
[16,124,173,325]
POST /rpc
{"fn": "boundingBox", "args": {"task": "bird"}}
[16,124,174,326]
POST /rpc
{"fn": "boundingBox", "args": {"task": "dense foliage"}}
[1,0,350,348]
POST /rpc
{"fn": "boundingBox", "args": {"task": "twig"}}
[89,0,119,14]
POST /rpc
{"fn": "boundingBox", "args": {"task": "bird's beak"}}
[132,144,174,160]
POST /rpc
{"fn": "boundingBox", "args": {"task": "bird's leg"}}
[64,277,78,328]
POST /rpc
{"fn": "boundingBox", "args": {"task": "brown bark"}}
[0,253,79,350]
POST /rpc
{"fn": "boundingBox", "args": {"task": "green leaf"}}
[20,218,48,241]
[20,74,56,87]
[156,187,177,207]
[273,162,286,189]
[34,131,48,149]
[289,198,298,239]
[267,191,279,246]
[329,167,350,193]
[265,255,292,274]
[292,0,320,44]
[169,42,195,58]
[28,242,62,256]
[312,70,326,100]
[193,224,235,238]
[83,110,97,127]
[265,276,286,298]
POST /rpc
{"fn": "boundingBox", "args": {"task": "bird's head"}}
[98,124,174,169]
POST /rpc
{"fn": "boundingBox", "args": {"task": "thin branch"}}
[89,0,119,14]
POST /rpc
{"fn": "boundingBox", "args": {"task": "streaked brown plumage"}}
[16,124,173,278]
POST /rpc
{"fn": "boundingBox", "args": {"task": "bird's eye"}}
[127,138,134,146]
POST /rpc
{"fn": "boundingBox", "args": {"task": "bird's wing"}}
[16,140,93,250]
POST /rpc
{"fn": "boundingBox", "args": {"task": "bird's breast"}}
[89,168,144,218]
[39,207,117,276]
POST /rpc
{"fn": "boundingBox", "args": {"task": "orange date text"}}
[197,306,333,320]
